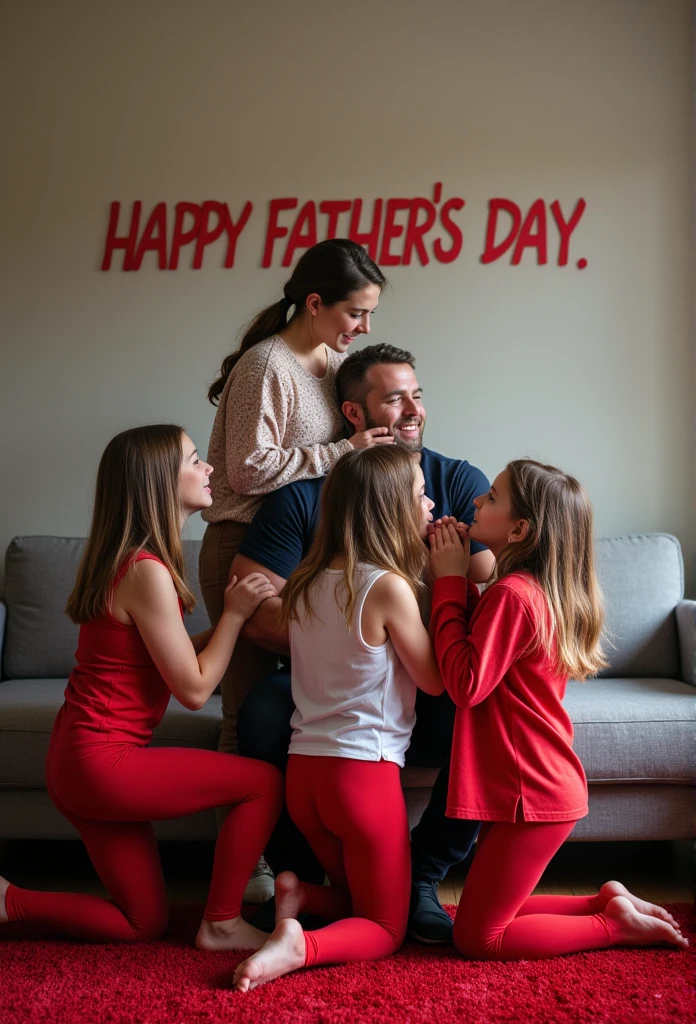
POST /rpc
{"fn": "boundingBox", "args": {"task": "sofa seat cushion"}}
[1,678,692,790]
[565,677,695,783]
[0,682,222,787]
[401,679,694,789]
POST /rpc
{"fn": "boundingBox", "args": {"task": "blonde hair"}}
[493,459,606,680]
[65,424,195,623]
[281,446,425,630]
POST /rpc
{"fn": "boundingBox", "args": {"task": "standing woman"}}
[200,240,389,780]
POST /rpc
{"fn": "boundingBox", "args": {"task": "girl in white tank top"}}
[288,563,417,764]
[234,445,445,991]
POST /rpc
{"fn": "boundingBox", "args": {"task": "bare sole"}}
[598,881,682,933]
[233,919,306,992]
[604,895,688,949]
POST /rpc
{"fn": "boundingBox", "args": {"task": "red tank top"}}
[52,552,181,749]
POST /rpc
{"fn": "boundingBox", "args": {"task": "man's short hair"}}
[336,343,416,406]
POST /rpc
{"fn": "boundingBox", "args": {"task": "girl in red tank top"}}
[427,459,687,959]
[0,424,283,951]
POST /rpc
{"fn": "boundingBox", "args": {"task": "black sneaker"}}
[408,880,453,945]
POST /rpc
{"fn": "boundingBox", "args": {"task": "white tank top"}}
[288,564,417,766]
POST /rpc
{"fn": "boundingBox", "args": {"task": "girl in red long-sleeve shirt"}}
[0,424,283,950]
[428,458,687,960]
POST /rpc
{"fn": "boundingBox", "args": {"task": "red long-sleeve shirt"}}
[430,572,588,823]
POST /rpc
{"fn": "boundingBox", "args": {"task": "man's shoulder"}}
[256,476,324,516]
[240,477,324,578]
[421,447,486,480]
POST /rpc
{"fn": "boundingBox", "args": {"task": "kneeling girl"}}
[428,459,687,960]
[1,425,282,951]
[235,445,444,990]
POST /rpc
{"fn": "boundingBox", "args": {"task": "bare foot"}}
[0,877,9,924]
[597,881,682,932]
[233,918,306,992]
[195,916,269,952]
[275,871,305,925]
[604,895,688,949]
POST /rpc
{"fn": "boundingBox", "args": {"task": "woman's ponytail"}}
[207,298,291,405]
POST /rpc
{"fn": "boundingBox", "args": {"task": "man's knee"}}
[237,671,294,767]
[406,692,456,767]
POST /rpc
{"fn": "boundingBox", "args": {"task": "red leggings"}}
[286,755,411,967]
[454,820,613,960]
[5,742,283,942]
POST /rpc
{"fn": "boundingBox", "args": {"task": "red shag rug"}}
[0,904,693,1024]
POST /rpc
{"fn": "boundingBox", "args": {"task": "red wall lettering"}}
[100,190,587,271]
[169,203,202,270]
[347,199,383,261]
[481,198,587,267]
[262,198,298,268]
[101,201,142,271]
[283,201,318,267]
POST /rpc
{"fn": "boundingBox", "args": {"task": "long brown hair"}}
[65,424,196,623]
[281,446,425,630]
[207,239,386,405]
[493,459,606,680]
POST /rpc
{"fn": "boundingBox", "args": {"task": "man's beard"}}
[362,406,424,453]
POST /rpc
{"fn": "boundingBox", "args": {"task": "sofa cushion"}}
[596,534,682,679]
[403,680,694,786]
[1,677,692,790]
[3,537,209,679]
[0,681,223,787]
[565,677,694,783]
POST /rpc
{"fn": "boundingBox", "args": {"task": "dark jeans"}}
[237,669,480,887]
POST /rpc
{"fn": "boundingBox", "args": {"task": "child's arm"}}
[189,628,213,653]
[428,522,536,707]
[430,578,535,708]
[119,560,277,710]
[368,573,444,695]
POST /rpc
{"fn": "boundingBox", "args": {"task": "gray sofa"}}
[0,533,694,843]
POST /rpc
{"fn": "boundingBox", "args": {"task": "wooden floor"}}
[1,839,693,906]
[439,839,694,906]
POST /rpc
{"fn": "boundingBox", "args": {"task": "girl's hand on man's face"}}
[428,522,470,579]
[426,514,459,537]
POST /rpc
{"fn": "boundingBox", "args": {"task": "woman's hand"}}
[428,522,470,579]
[224,572,277,621]
[349,427,395,449]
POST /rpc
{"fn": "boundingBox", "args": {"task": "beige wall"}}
[1,0,694,590]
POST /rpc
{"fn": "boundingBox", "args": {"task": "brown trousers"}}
[199,521,279,756]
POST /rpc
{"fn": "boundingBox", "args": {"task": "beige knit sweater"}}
[203,336,353,524]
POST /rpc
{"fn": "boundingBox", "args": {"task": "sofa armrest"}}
[676,599,696,686]
[0,600,6,681]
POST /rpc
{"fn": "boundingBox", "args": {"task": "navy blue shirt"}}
[239,447,490,581]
